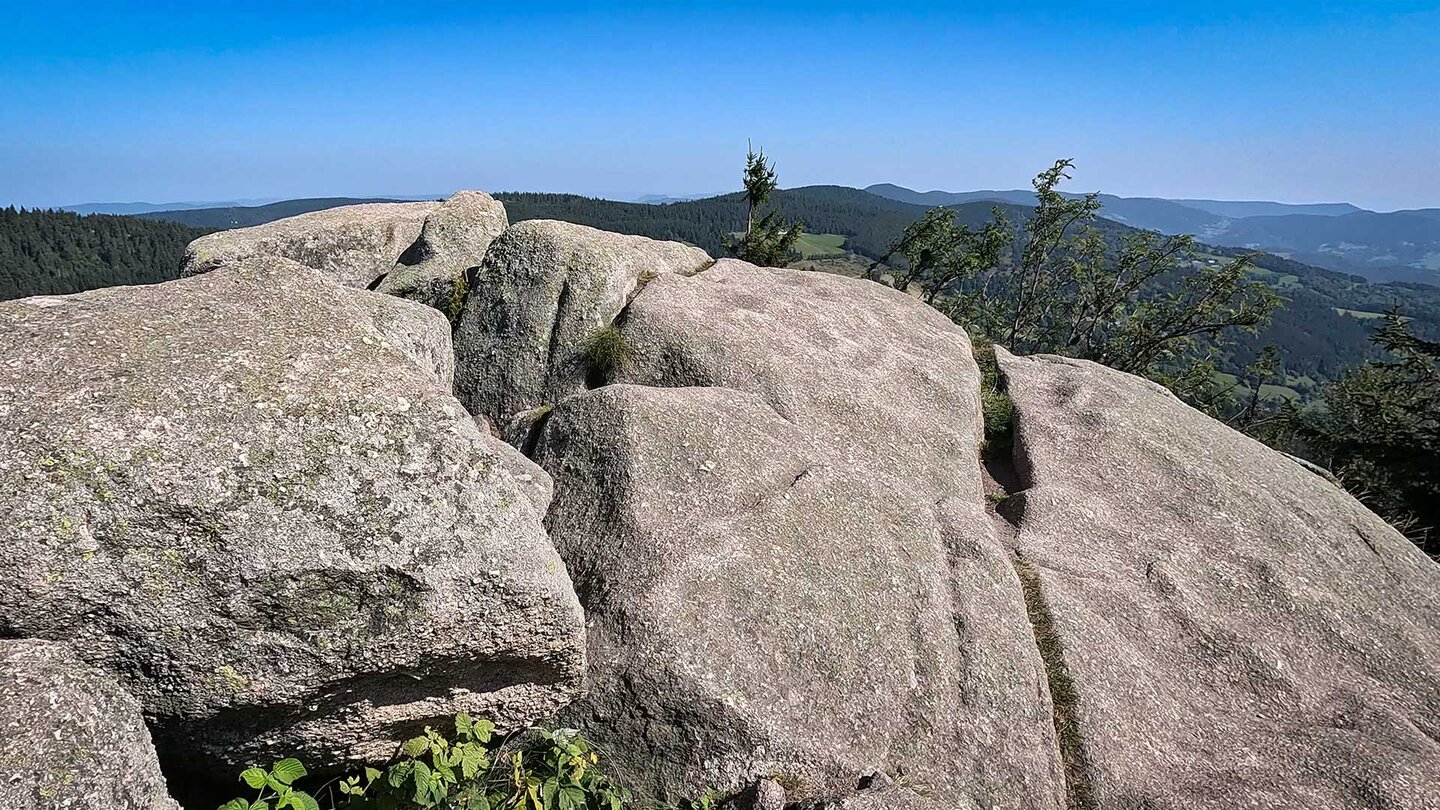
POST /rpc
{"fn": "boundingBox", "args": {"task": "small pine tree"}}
[723,144,803,267]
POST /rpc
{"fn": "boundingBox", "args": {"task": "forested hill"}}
[136,197,413,229]
[0,208,210,300]
[497,186,963,259]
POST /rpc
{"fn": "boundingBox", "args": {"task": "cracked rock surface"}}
[181,201,437,287]
[481,256,1064,808]
[453,219,712,426]
[0,259,584,784]
[3,202,1439,810]
[994,348,1440,810]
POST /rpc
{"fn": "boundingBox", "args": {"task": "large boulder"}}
[993,349,1440,809]
[0,260,585,782]
[525,258,1063,808]
[375,190,509,319]
[181,201,437,287]
[453,219,711,425]
[0,639,180,810]
[347,287,456,389]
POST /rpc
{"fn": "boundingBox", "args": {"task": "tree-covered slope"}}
[138,197,416,229]
[0,208,210,300]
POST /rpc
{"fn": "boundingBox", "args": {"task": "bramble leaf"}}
[403,735,429,758]
[240,768,268,790]
[271,758,306,786]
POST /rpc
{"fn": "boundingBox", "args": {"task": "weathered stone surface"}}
[526,258,1062,808]
[453,219,711,425]
[375,190,509,318]
[0,639,180,810]
[181,201,437,287]
[995,349,1440,810]
[0,259,584,778]
[614,259,985,499]
[346,287,456,389]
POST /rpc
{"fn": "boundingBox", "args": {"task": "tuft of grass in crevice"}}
[972,338,1015,460]
[1012,556,1096,810]
[447,268,471,322]
[581,323,632,388]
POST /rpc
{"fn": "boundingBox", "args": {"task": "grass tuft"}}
[1013,557,1095,810]
[972,338,1015,459]
[581,323,632,386]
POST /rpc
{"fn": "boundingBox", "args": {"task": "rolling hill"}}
[866,183,1440,285]
[865,183,1226,235]
[1209,210,1440,284]
[61,199,280,216]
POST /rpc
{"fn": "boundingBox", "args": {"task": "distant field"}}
[1245,265,1302,287]
[1213,371,1303,403]
[1334,307,1387,319]
[794,232,848,257]
[794,254,875,278]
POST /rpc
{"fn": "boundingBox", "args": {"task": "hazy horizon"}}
[3,2,1437,211]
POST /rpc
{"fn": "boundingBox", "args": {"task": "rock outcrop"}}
[5,207,1439,810]
[453,219,712,426]
[0,639,180,810]
[514,259,1064,808]
[181,201,437,287]
[375,190,509,318]
[0,260,584,779]
[993,349,1440,810]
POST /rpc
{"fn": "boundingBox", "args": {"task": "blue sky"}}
[1,1,1437,210]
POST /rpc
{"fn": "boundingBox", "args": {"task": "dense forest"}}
[0,208,209,300]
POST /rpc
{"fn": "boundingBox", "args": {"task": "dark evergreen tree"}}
[722,145,803,267]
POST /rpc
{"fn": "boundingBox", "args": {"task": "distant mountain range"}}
[120,184,1439,287]
[134,197,431,228]
[866,184,1440,285]
[61,199,282,216]
[629,193,719,205]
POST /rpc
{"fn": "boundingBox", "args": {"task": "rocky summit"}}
[1,195,1437,810]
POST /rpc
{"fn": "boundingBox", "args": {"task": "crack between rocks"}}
[544,279,574,371]
[978,344,1097,810]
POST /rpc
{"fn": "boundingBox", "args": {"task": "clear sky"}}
[2,1,1437,210]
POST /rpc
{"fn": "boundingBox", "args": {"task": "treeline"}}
[0,208,209,300]
[497,187,1440,388]
[496,185,940,260]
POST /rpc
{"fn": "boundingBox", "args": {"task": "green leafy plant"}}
[220,758,320,810]
[217,715,636,810]
[972,338,1015,459]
